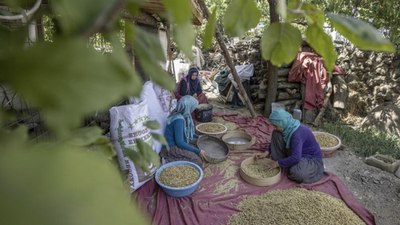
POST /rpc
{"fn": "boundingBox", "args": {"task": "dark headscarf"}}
[186,67,200,96]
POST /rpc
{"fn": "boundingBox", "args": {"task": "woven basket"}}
[239,157,281,187]
[313,131,342,158]
[197,135,229,163]
[222,130,255,150]
[196,122,227,138]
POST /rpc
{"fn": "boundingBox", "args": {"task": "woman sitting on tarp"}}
[259,108,324,183]
[160,95,208,167]
[176,67,208,104]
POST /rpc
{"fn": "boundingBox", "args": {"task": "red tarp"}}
[289,52,330,110]
[135,114,375,225]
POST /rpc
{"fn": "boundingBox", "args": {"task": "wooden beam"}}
[197,0,256,117]
[312,88,332,126]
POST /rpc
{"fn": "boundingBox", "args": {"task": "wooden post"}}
[165,23,175,75]
[197,0,256,117]
[263,0,280,117]
[313,88,332,126]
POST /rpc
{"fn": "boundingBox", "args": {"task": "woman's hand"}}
[274,126,284,132]
[254,152,269,160]
[199,150,209,162]
[265,160,279,170]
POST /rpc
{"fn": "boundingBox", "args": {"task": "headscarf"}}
[269,108,300,148]
[186,67,200,96]
[167,95,199,141]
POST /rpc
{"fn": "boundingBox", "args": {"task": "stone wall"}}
[203,38,400,122]
[336,44,400,116]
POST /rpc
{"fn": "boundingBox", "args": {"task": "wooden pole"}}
[264,0,280,117]
[313,88,332,126]
[197,0,256,117]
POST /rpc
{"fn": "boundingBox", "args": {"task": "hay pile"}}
[229,188,365,225]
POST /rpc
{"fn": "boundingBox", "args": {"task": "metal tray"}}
[197,135,229,163]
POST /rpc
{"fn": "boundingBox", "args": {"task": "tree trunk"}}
[264,0,280,117]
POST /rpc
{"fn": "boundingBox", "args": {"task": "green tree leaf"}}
[162,0,195,57]
[0,126,28,150]
[133,27,176,91]
[288,0,301,9]
[151,133,169,148]
[0,39,139,136]
[108,35,143,97]
[306,25,338,71]
[0,110,15,126]
[61,126,103,146]
[0,28,25,58]
[302,3,325,27]
[126,0,147,15]
[223,0,261,37]
[286,0,302,23]
[50,0,112,35]
[203,7,217,49]
[123,147,143,167]
[144,120,161,130]
[327,13,395,52]
[261,23,302,66]
[172,22,196,60]
[0,145,149,225]
[277,0,287,21]
[136,139,160,168]
[162,0,193,25]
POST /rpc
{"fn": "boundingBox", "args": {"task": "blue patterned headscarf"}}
[269,108,300,148]
[167,95,199,141]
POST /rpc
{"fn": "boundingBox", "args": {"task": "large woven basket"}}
[313,131,342,158]
[222,130,255,150]
[239,157,281,187]
[196,122,227,138]
[197,135,229,163]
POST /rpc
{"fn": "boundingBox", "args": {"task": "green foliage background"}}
[0,0,395,224]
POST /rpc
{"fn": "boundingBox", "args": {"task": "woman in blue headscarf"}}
[177,67,208,104]
[258,108,324,183]
[160,96,208,167]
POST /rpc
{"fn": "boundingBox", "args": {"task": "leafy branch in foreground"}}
[0,0,396,224]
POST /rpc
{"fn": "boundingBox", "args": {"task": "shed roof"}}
[140,0,203,25]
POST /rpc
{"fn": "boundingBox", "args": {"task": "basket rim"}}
[155,161,204,190]
[195,122,228,135]
[197,135,229,163]
[312,131,342,151]
[222,130,252,146]
[239,157,281,186]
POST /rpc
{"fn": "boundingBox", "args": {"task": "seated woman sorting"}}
[260,108,324,183]
[160,95,208,167]
[178,67,208,104]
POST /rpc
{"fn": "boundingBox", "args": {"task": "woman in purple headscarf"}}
[177,67,208,104]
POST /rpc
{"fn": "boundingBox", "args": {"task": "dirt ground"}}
[209,99,400,225]
[324,149,400,225]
